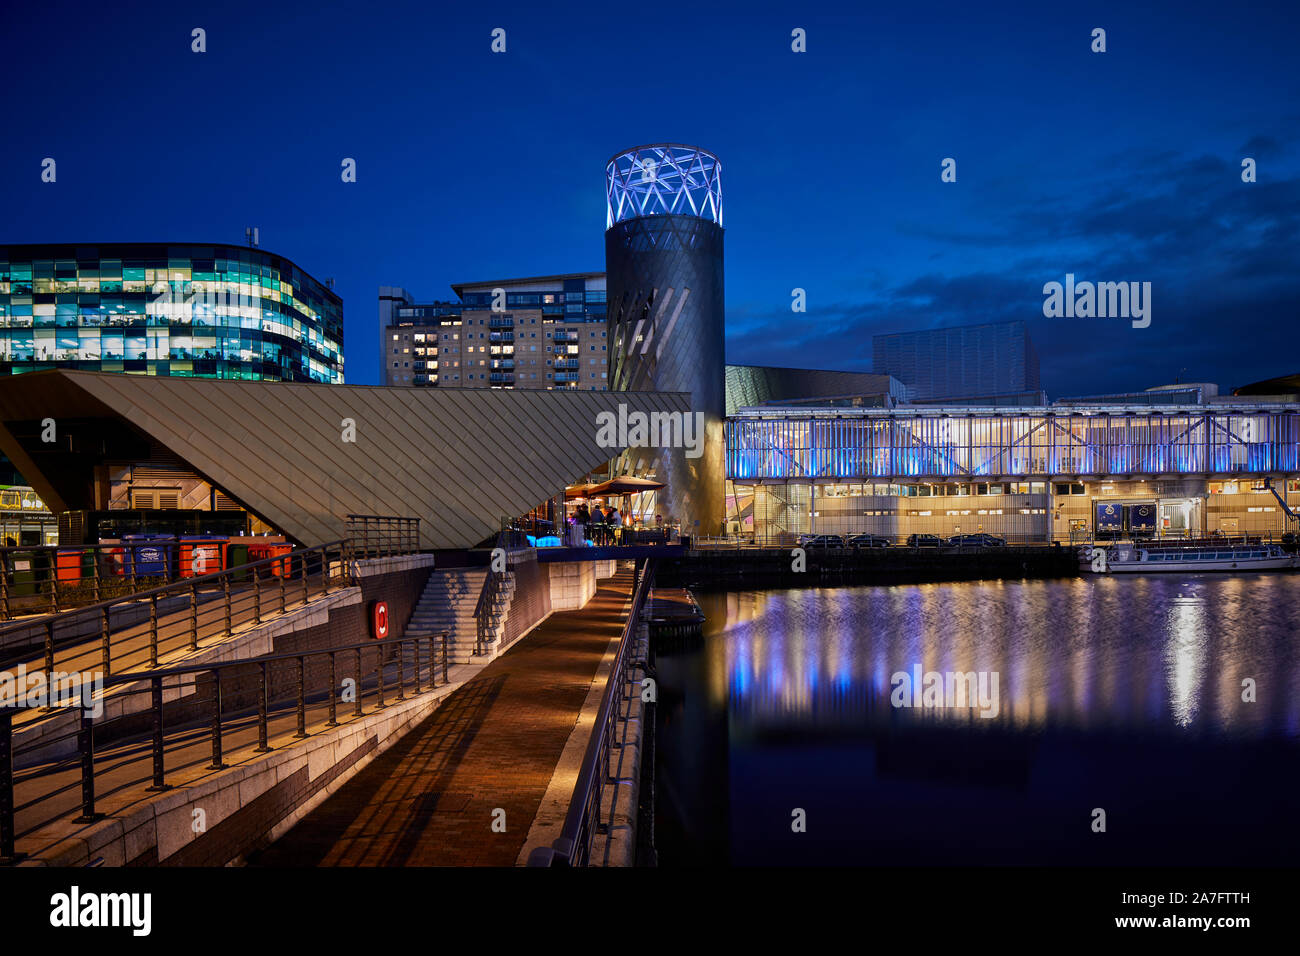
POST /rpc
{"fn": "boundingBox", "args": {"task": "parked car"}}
[799,534,846,549]
[906,533,944,548]
[948,533,1007,548]
[847,534,891,549]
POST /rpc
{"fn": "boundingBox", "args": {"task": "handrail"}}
[0,628,452,862]
[345,514,421,559]
[531,558,654,867]
[0,539,354,682]
[473,529,512,656]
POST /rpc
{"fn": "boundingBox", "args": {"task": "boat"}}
[1081,542,1296,573]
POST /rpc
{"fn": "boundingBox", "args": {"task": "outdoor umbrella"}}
[587,476,665,495]
[589,476,667,537]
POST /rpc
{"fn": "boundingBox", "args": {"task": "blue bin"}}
[122,534,177,578]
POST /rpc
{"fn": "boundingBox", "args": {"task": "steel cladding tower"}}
[605,144,725,534]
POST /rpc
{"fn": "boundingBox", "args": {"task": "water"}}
[653,574,1300,865]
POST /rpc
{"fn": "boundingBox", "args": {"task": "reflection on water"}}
[695,576,1300,735]
[654,575,1300,866]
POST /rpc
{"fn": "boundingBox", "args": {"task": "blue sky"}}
[3,0,1297,395]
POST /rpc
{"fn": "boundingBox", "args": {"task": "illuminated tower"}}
[605,144,725,534]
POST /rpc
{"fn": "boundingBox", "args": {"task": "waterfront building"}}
[380,274,608,390]
[0,370,687,550]
[0,243,343,383]
[0,242,344,542]
[872,320,1041,401]
[726,399,1300,543]
[606,144,726,533]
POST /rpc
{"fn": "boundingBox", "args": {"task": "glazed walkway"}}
[249,568,635,866]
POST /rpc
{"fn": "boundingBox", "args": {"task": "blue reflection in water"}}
[654,575,1300,866]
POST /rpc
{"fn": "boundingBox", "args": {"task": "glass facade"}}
[728,407,1300,480]
[0,243,343,383]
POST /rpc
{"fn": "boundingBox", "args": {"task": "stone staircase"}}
[405,567,516,664]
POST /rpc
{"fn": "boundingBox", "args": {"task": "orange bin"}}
[247,542,293,577]
[179,536,228,577]
[56,548,92,582]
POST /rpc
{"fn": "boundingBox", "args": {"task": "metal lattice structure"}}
[606,144,722,229]
[727,406,1300,481]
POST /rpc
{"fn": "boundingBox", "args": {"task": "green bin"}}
[225,541,252,582]
[8,549,41,597]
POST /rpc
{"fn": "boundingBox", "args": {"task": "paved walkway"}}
[249,569,634,866]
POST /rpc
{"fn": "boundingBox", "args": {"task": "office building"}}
[0,243,343,383]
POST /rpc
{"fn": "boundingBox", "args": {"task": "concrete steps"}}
[404,568,516,664]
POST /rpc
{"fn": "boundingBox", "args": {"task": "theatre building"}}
[725,401,1300,543]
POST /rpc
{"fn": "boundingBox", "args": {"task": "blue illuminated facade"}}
[726,402,1300,544]
[727,406,1300,481]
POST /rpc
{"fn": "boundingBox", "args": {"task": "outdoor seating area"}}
[511,475,681,549]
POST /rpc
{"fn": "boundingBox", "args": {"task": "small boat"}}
[1081,542,1296,573]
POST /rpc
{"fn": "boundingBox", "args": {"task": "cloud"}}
[728,146,1300,396]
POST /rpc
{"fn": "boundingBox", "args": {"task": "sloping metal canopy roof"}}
[0,370,691,550]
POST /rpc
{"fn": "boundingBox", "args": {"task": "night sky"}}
[3,0,1297,397]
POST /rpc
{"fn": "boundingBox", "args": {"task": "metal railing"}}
[0,542,223,621]
[529,558,654,867]
[0,629,451,863]
[495,520,532,553]
[346,515,421,559]
[473,568,504,658]
[0,541,352,682]
[474,528,520,656]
